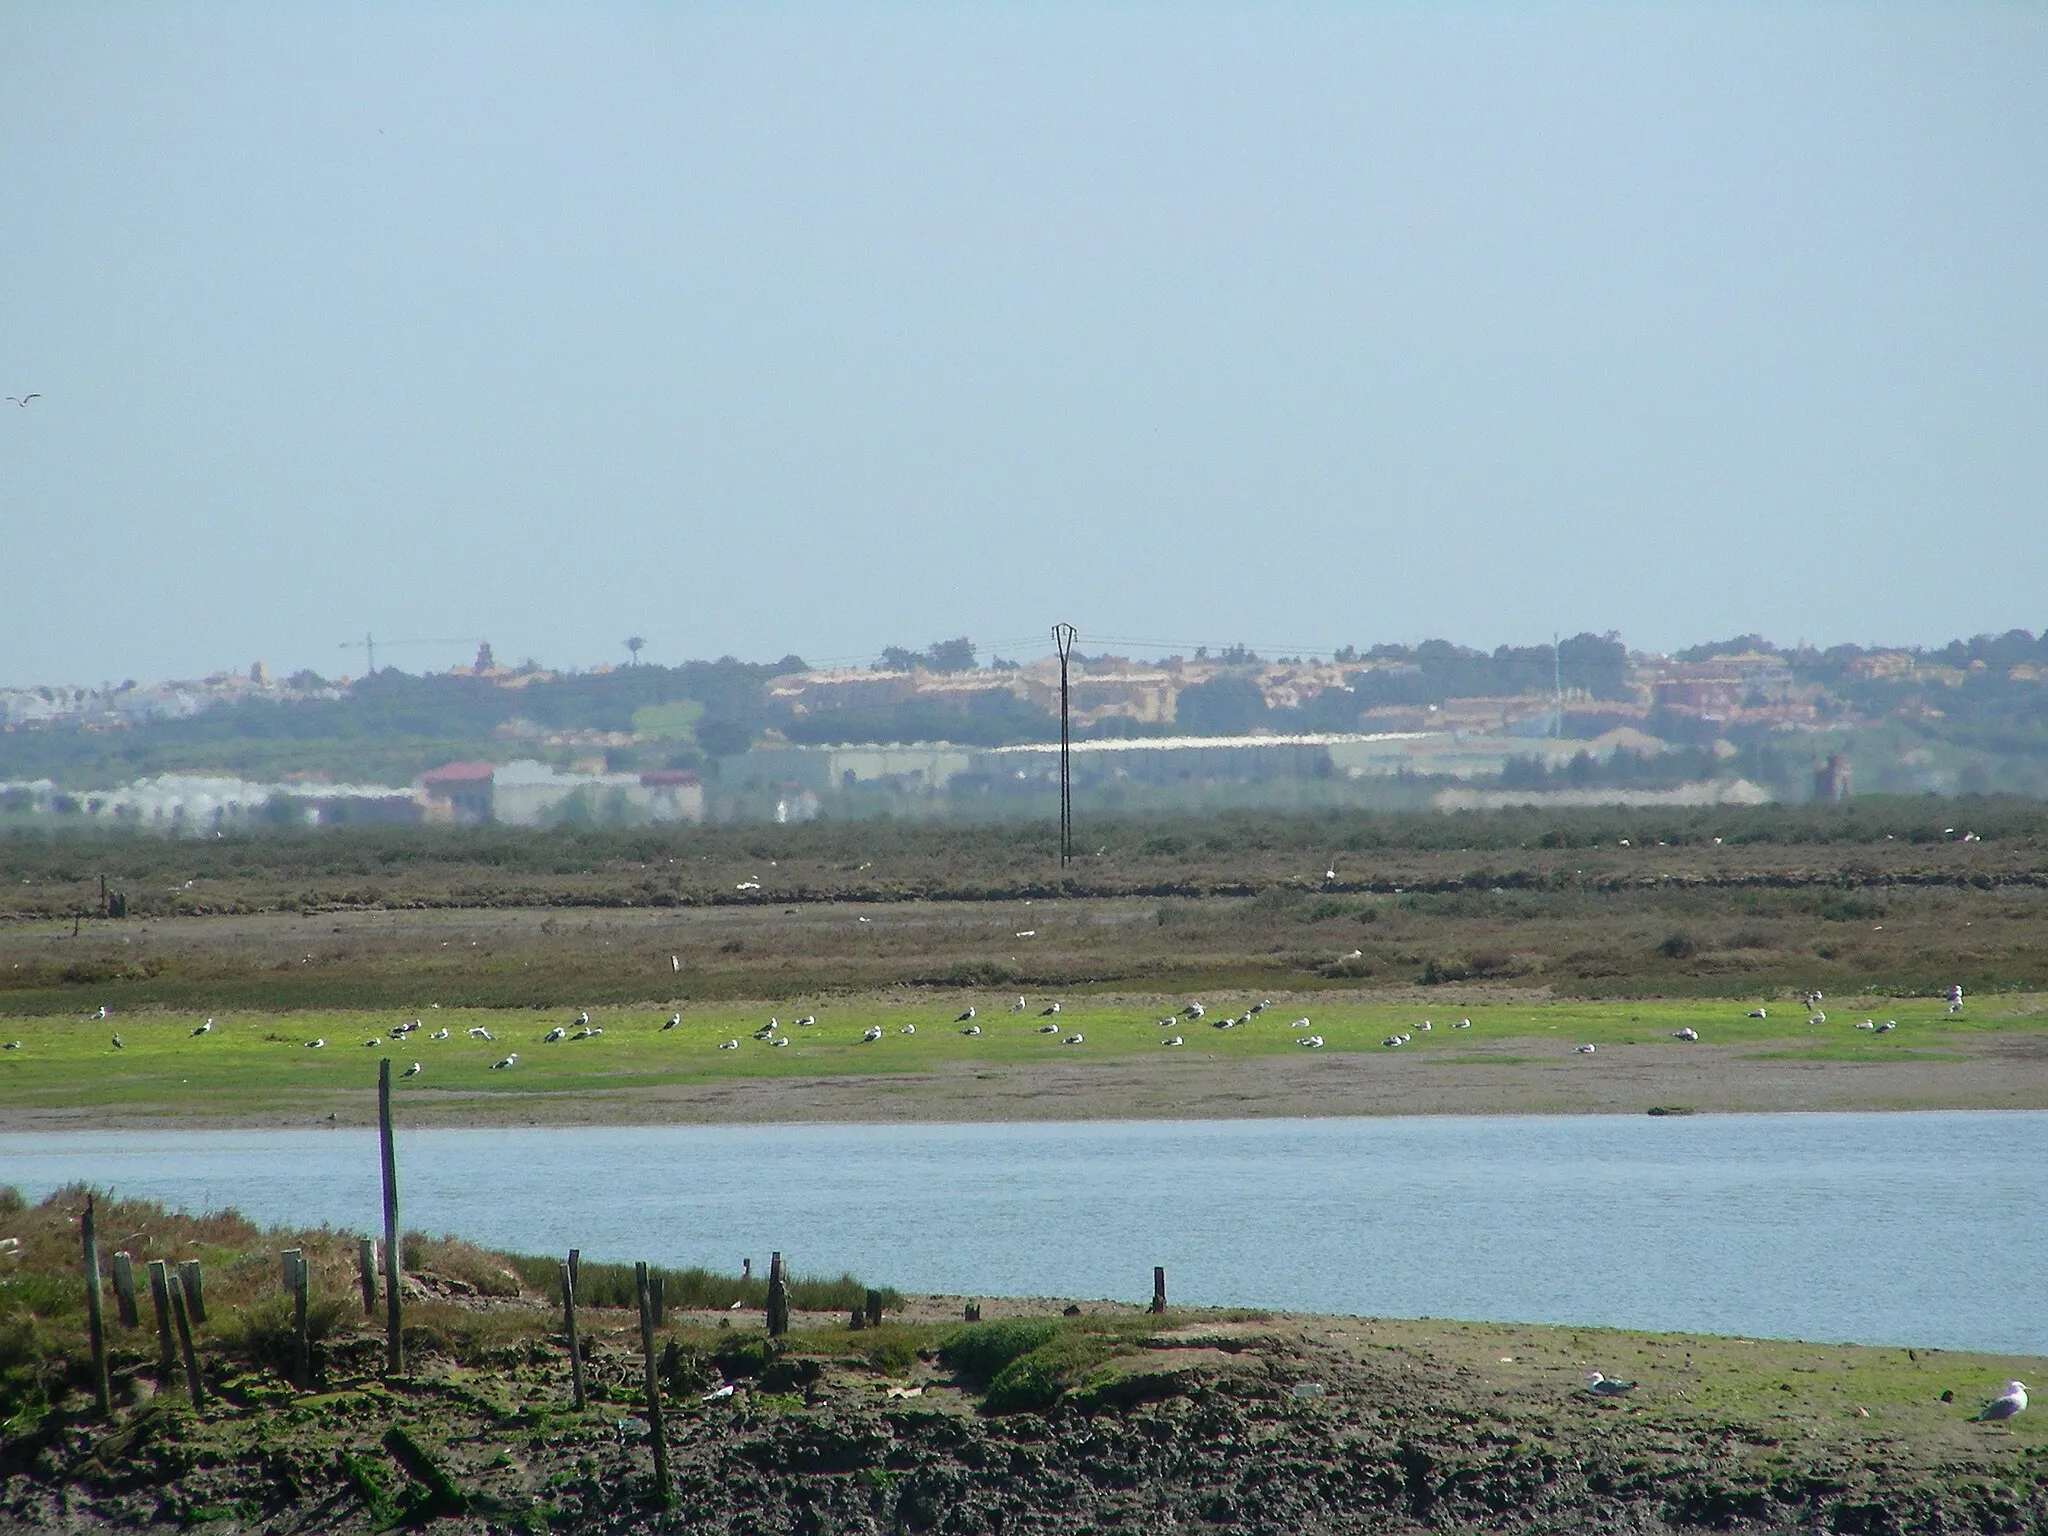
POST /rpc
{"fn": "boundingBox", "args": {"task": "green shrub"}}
[982,1353,1064,1414]
[938,1319,1060,1385]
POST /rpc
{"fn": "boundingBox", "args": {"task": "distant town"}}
[3,628,2046,833]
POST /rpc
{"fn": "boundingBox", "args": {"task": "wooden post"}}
[765,1252,789,1338]
[80,1196,111,1417]
[963,1302,981,1323]
[146,1259,176,1379]
[357,1237,378,1315]
[1151,1266,1167,1314]
[635,1263,673,1508]
[848,1306,865,1330]
[651,1271,665,1327]
[169,1269,206,1408]
[378,1058,403,1376]
[177,1259,206,1325]
[290,1250,312,1389]
[568,1248,580,1291]
[864,1288,882,1328]
[559,1261,586,1411]
[111,1251,139,1329]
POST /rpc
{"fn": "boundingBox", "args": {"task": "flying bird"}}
[671,955,680,972]
[5,394,39,407]
[1971,1380,2027,1421]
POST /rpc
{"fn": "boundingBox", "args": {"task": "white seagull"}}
[1291,1017,1313,1030]
[718,1039,739,1050]
[1971,1380,2028,1421]
[1061,1034,1084,1045]
[795,1015,816,1027]
[306,1038,325,1049]
[1299,1035,1324,1048]
[1182,1003,1205,1019]
[401,1062,422,1077]
[193,1020,213,1036]
[430,1027,450,1040]
[1454,1018,1472,1029]
[544,1027,567,1042]
[1673,1028,1698,1041]
[860,1026,883,1043]
[1039,1003,1061,1016]
[468,1026,493,1040]
[1584,1371,1635,1396]
[1036,1023,1059,1034]
[1747,1008,1767,1020]
[491,1053,517,1069]
[1162,1036,1184,1047]
[955,1007,977,1023]
[1576,1043,1597,1054]
[961,1025,981,1036]
[900,1024,916,1035]
[1010,997,1027,1012]
[662,1014,680,1030]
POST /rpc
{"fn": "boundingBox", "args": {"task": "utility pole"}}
[1552,632,1562,738]
[1052,624,1077,869]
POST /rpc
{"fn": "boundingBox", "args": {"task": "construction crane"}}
[337,634,484,677]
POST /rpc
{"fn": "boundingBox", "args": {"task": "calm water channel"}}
[5,1112,2041,1356]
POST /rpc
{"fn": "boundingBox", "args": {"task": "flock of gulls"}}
[22,984,1971,1072]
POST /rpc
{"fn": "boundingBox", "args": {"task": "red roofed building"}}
[420,761,495,825]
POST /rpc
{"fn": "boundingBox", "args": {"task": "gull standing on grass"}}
[1584,1372,1635,1396]
[1971,1381,2027,1421]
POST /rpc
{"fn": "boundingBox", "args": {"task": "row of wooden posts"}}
[77,1060,1175,1512]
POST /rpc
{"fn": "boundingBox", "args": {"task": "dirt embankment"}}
[5,1296,2043,1536]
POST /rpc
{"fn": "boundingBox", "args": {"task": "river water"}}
[5,1112,2041,1355]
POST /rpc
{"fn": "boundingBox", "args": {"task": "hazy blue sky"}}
[4,5,2044,686]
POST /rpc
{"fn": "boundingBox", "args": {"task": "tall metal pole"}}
[378,1058,403,1376]
[1052,624,1077,869]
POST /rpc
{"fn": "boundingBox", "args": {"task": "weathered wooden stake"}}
[963,1302,982,1323]
[111,1251,139,1329]
[290,1250,312,1388]
[849,1306,865,1330]
[568,1248,581,1290]
[146,1258,176,1379]
[378,1058,403,1376]
[635,1262,673,1508]
[382,1426,468,1516]
[865,1288,883,1328]
[651,1271,665,1327]
[559,1260,586,1411]
[357,1237,378,1315]
[1151,1266,1167,1314]
[765,1252,789,1338]
[80,1196,111,1416]
[177,1259,206,1325]
[169,1270,206,1408]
